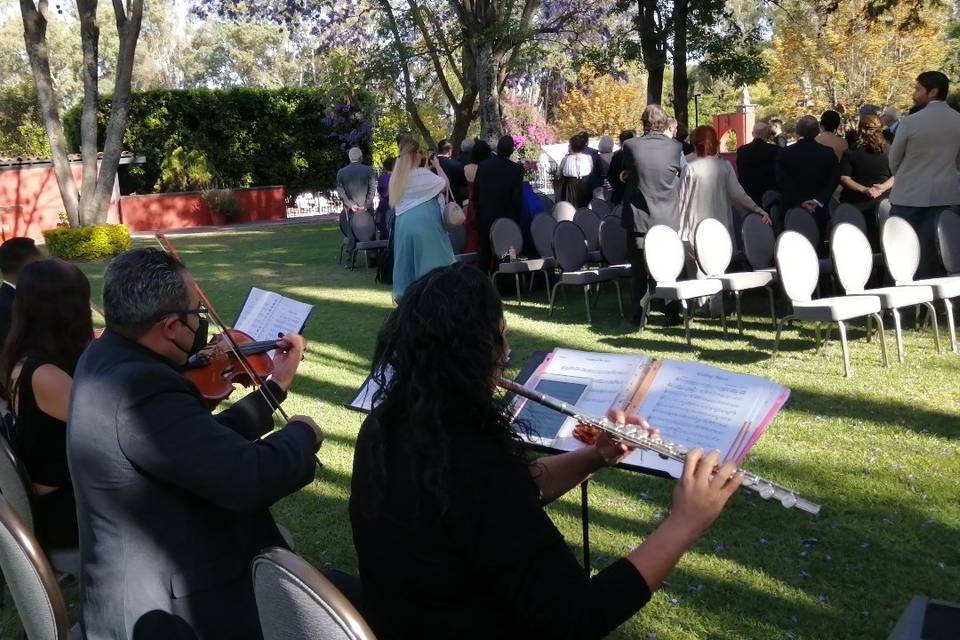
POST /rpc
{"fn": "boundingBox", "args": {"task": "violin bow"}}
[155,233,291,423]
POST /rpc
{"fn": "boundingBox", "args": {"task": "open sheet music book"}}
[511,349,789,478]
[234,287,314,341]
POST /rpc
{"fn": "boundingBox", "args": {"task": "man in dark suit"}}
[0,237,41,345]
[776,114,840,246]
[437,139,468,204]
[621,105,683,325]
[68,248,324,640]
[473,135,524,271]
[606,130,635,205]
[737,122,780,206]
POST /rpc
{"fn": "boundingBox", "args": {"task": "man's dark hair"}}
[569,134,587,153]
[0,237,40,277]
[771,118,783,126]
[496,135,515,156]
[796,115,820,139]
[619,129,636,144]
[383,156,396,172]
[641,104,668,134]
[820,110,842,133]
[103,248,190,339]
[917,71,949,101]
[438,140,453,155]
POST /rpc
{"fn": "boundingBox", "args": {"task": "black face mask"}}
[176,316,209,359]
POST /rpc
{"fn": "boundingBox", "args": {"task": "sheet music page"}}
[234,287,313,341]
[630,360,786,477]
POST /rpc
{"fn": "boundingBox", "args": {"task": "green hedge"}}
[43,224,132,261]
[63,87,376,196]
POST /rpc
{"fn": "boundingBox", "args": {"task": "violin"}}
[183,329,281,406]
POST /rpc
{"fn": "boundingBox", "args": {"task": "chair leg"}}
[613,280,624,318]
[548,282,562,315]
[718,293,727,334]
[865,314,872,343]
[872,313,888,368]
[814,323,824,355]
[639,295,651,333]
[680,299,692,346]
[734,290,744,335]
[837,320,852,377]
[771,315,795,361]
[766,286,777,329]
[543,271,551,302]
[944,299,958,354]
[514,274,522,306]
[923,302,942,354]
[583,286,592,323]
[891,308,904,364]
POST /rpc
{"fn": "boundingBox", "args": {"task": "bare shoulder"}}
[32,364,73,394]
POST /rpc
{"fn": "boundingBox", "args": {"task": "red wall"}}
[0,163,120,242]
[118,186,287,232]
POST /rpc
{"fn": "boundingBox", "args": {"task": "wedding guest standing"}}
[607,130,635,206]
[0,237,41,346]
[814,109,848,160]
[375,157,395,237]
[474,136,524,271]
[736,122,780,206]
[558,133,595,207]
[463,139,493,253]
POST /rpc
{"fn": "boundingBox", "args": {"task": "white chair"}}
[553,201,576,222]
[774,231,887,377]
[0,495,75,639]
[832,223,940,363]
[882,216,960,354]
[694,218,776,335]
[639,225,725,345]
[253,547,376,640]
[938,209,960,275]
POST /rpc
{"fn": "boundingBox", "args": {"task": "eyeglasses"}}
[165,303,209,320]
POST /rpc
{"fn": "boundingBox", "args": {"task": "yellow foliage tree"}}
[769,0,949,123]
[554,74,646,139]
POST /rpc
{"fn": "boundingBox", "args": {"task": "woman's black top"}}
[349,411,651,640]
[12,357,78,548]
[839,146,892,205]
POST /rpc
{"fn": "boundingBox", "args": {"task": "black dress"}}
[839,146,892,206]
[349,411,651,640]
[12,357,78,549]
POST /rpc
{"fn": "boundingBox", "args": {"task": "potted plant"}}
[202,188,242,225]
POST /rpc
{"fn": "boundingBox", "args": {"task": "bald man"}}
[736,121,780,207]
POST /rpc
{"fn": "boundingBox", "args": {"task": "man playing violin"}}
[67,248,324,640]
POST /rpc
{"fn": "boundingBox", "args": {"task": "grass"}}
[4,221,959,639]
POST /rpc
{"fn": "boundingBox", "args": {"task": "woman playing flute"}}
[349,262,742,640]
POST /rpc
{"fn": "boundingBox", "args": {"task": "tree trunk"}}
[475,39,503,142]
[645,64,665,106]
[638,0,666,106]
[671,0,689,129]
[19,0,80,227]
[90,0,144,224]
[77,0,101,223]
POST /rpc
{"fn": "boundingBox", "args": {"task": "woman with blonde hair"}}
[389,138,456,301]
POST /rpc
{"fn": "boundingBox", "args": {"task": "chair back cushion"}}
[761,190,781,210]
[937,208,960,274]
[350,211,377,243]
[489,218,524,258]
[775,231,819,302]
[694,218,733,277]
[609,204,622,218]
[741,213,776,269]
[338,210,353,239]
[446,224,466,254]
[599,216,628,264]
[643,225,685,283]
[253,548,376,640]
[831,223,873,293]
[553,201,576,222]
[589,199,611,217]
[572,209,601,250]
[882,216,920,283]
[831,203,868,236]
[531,214,557,259]
[0,496,69,640]
[0,434,34,532]
[875,198,892,229]
[784,207,820,247]
[552,221,588,272]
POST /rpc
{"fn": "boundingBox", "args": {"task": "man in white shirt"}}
[888,71,960,278]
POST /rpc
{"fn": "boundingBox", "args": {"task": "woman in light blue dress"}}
[390,138,456,301]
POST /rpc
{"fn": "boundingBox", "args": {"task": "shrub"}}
[43,224,132,261]
[202,188,242,218]
[156,147,215,192]
[63,87,377,197]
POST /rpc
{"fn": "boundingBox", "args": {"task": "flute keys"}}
[780,493,798,509]
[758,484,775,500]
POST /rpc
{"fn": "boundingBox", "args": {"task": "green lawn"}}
[5,222,959,639]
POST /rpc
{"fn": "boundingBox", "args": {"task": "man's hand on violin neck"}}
[270,334,307,390]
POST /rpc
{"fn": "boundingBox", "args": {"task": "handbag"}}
[442,184,465,229]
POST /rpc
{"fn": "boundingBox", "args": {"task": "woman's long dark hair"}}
[368,263,523,512]
[1,259,93,402]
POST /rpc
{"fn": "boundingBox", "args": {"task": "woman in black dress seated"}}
[1,259,93,549]
[349,263,742,640]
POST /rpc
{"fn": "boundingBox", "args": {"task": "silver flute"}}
[500,377,821,515]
